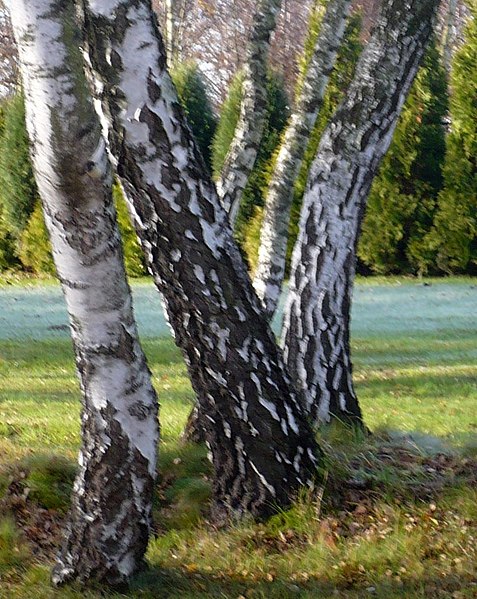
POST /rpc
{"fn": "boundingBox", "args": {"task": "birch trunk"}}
[83,0,321,522]
[253,0,353,319]
[443,0,459,72]
[282,0,440,427]
[9,0,159,587]
[217,0,282,225]
[165,0,175,65]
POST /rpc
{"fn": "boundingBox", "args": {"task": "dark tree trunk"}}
[83,0,322,522]
[181,404,206,444]
[282,0,441,426]
[253,0,353,319]
[10,0,159,586]
[217,0,282,225]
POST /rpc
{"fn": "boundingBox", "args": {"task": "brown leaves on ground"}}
[0,467,64,560]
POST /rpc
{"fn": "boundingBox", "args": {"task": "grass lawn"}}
[0,277,476,598]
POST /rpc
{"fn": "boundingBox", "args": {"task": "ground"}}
[0,276,476,598]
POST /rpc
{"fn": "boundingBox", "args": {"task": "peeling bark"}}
[83,0,322,521]
[253,0,353,320]
[217,0,282,225]
[9,0,159,587]
[282,0,440,427]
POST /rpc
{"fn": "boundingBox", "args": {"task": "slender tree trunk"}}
[282,0,440,427]
[253,0,353,320]
[442,0,459,73]
[217,0,282,225]
[165,0,175,65]
[83,0,321,522]
[10,0,159,587]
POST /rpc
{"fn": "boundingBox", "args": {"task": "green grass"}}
[0,278,476,598]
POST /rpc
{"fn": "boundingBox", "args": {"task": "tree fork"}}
[83,0,322,521]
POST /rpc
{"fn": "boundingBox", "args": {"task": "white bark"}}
[84,0,321,521]
[253,0,353,319]
[282,0,441,427]
[163,0,190,66]
[443,0,460,72]
[9,0,158,586]
[165,0,175,65]
[217,0,282,225]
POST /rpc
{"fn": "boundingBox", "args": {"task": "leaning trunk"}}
[164,0,175,65]
[83,0,321,522]
[10,0,159,586]
[442,0,460,72]
[253,0,353,319]
[282,0,440,427]
[217,0,282,225]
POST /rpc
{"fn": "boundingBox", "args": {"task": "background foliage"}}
[0,4,476,278]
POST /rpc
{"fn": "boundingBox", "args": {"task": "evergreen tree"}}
[171,61,217,171]
[18,201,55,274]
[0,92,38,237]
[212,71,246,179]
[0,100,17,270]
[0,95,147,276]
[424,3,477,274]
[358,40,449,274]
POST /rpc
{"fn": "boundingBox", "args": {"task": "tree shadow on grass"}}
[129,566,477,598]
[1,432,476,599]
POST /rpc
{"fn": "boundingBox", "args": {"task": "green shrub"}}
[212,69,289,265]
[0,214,18,271]
[242,206,264,276]
[234,71,290,261]
[18,201,55,275]
[171,61,217,171]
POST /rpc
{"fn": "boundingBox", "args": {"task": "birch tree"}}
[253,0,354,320]
[161,0,192,66]
[9,0,159,586]
[83,0,321,522]
[217,0,282,224]
[443,0,460,70]
[438,0,470,73]
[282,0,441,426]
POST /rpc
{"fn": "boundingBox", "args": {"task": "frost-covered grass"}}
[0,277,476,598]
